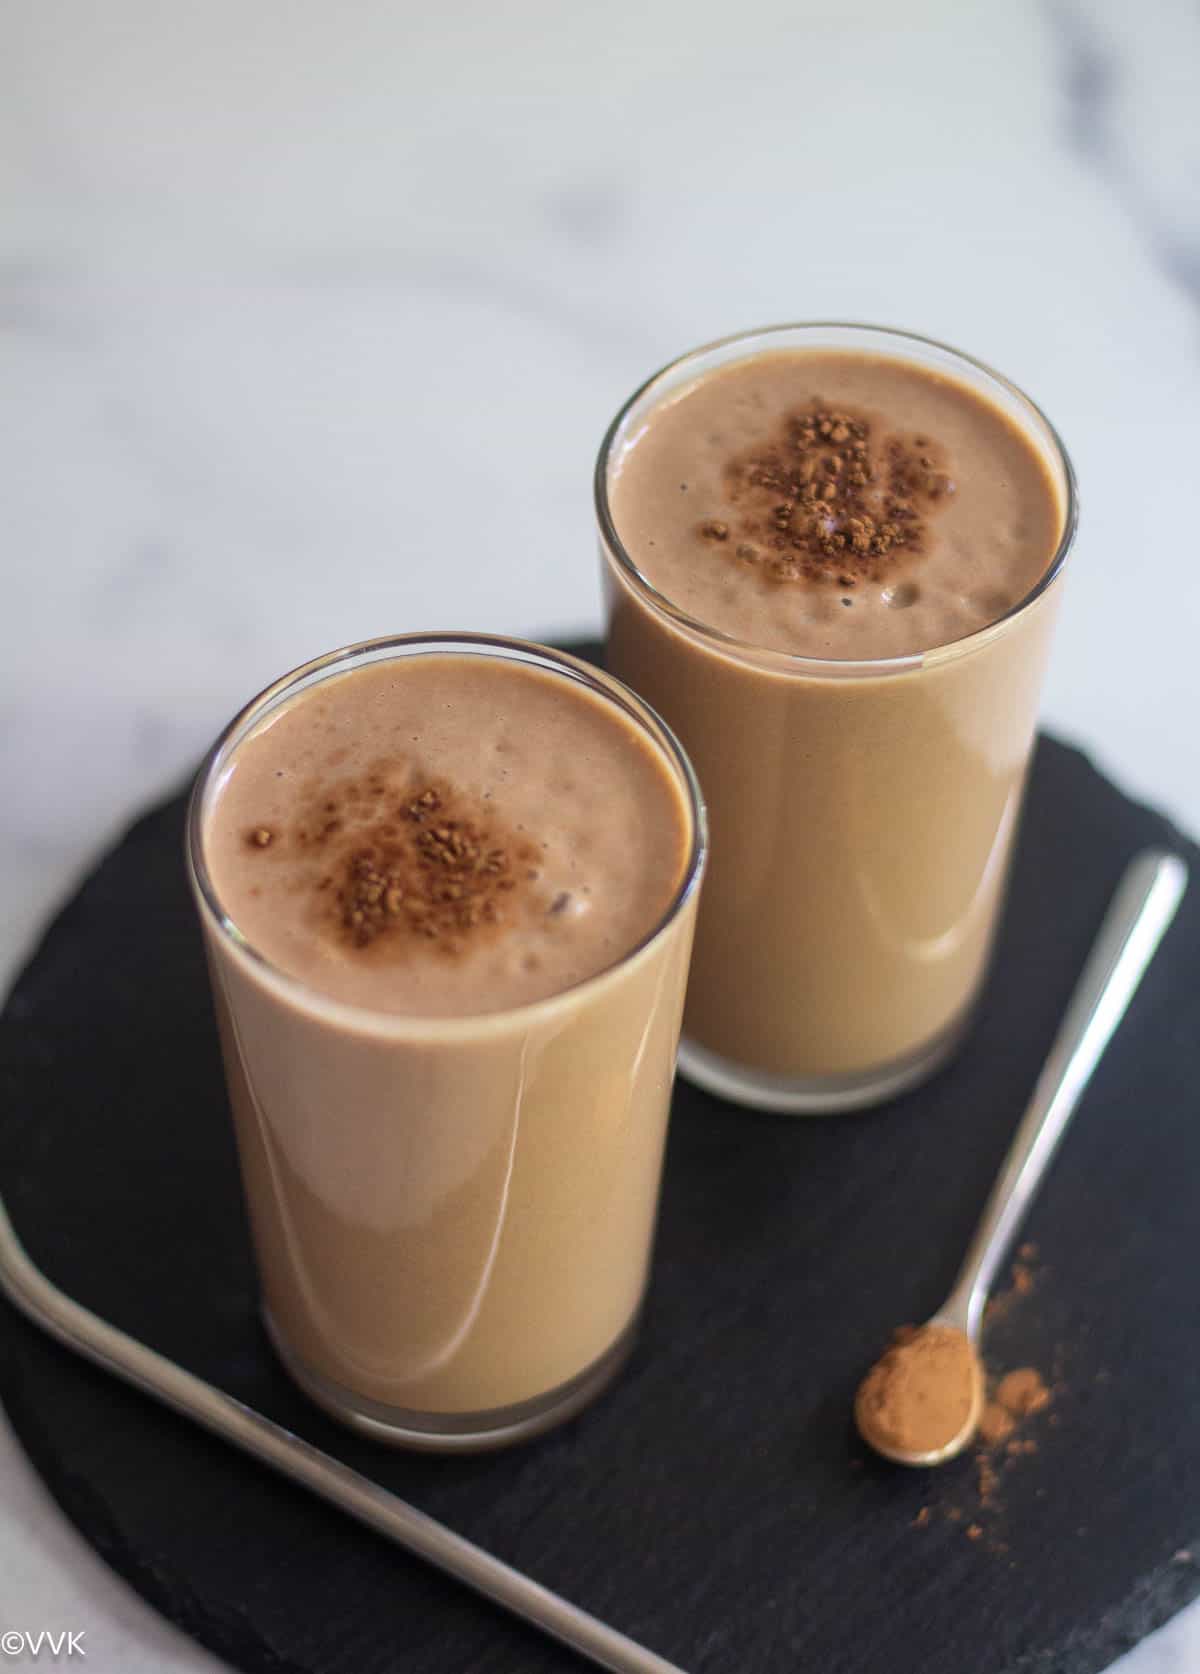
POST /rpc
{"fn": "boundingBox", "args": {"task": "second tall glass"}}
[597,324,1077,1113]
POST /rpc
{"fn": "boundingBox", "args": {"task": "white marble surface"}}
[2,1,1198,1669]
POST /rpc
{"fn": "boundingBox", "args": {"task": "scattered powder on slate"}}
[909,1245,1061,1550]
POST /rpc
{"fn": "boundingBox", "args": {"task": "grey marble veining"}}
[2,1,1199,1669]
[1048,0,1200,319]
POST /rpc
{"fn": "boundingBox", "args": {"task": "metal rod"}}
[0,1199,687,1674]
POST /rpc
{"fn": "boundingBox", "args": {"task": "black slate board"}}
[3,641,1200,1674]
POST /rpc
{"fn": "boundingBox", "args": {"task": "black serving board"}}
[2,642,1200,1674]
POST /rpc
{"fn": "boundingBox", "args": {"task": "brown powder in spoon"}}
[856,1324,980,1458]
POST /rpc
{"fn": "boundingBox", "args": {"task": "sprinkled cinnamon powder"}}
[993,1367,1051,1421]
[244,770,539,958]
[985,1242,1039,1326]
[978,1400,1017,1447]
[905,1248,1060,1551]
[975,1366,1053,1512]
[976,1451,1000,1506]
[696,402,955,587]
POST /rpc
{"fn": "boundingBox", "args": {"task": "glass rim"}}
[186,632,707,1037]
[594,320,1080,676]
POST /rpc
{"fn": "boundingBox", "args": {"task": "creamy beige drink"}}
[599,325,1075,1111]
[188,638,703,1447]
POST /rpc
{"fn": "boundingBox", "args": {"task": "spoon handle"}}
[945,849,1188,1338]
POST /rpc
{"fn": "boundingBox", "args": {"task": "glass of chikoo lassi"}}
[187,635,705,1448]
[597,323,1076,1113]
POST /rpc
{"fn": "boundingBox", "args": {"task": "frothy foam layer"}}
[608,349,1065,659]
[204,654,691,1017]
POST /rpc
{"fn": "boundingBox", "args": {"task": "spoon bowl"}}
[853,1319,984,1466]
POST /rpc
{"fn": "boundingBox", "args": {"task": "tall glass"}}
[597,325,1077,1113]
[187,635,705,1448]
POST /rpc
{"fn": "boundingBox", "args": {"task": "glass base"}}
[676,1009,970,1114]
[263,1309,639,1452]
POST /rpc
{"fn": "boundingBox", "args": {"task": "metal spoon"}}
[856,848,1188,1467]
